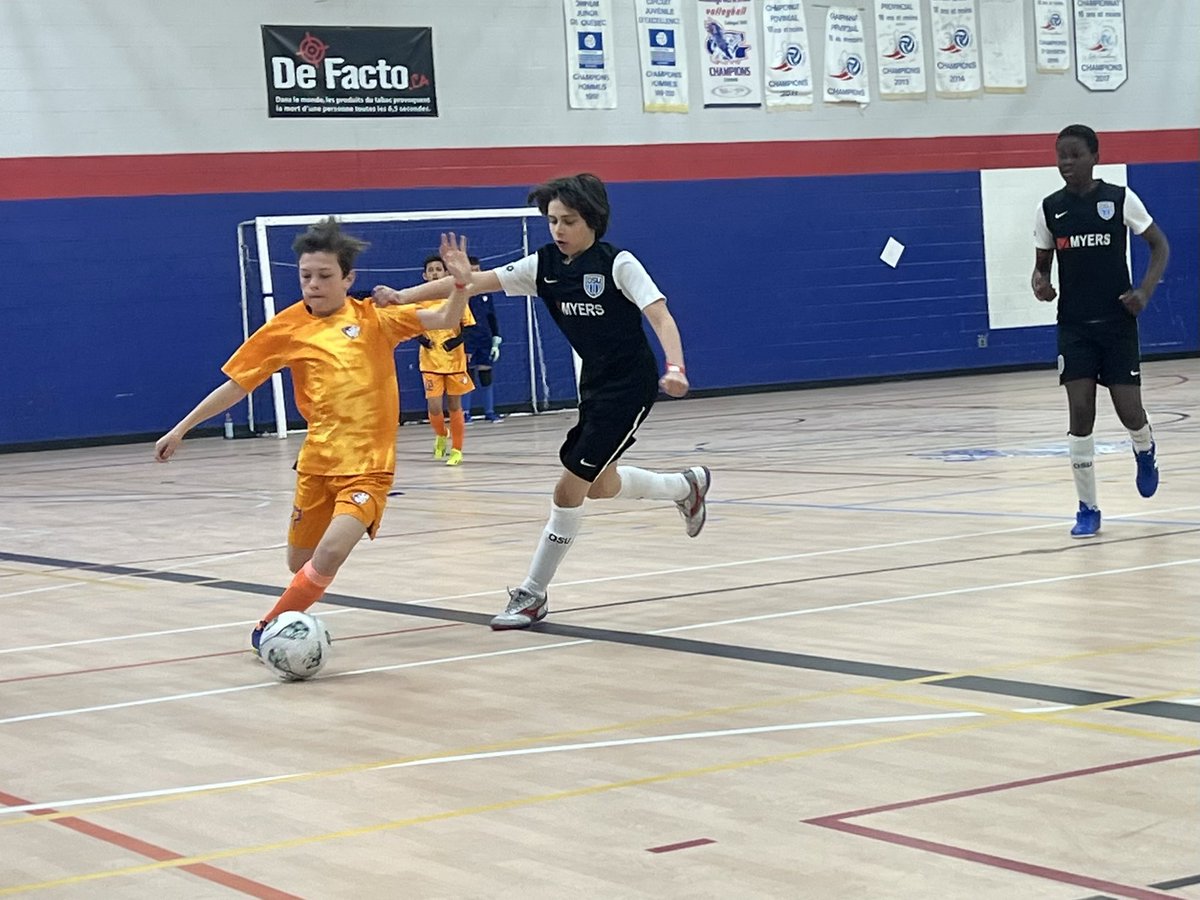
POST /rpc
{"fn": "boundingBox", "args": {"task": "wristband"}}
[454,282,467,290]
[665,363,685,375]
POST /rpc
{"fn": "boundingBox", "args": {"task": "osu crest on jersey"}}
[583,274,605,298]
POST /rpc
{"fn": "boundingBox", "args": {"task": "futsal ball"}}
[259,611,332,682]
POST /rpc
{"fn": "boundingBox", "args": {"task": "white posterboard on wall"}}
[980,164,1128,329]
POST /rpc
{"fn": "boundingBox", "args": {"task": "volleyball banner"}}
[873,0,925,99]
[980,0,1026,92]
[930,1,981,96]
[697,1,763,108]
[635,0,689,112]
[563,0,617,109]
[1074,0,1127,91]
[1033,0,1071,73]
[762,1,813,110]
[823,7,869,105]
[261,25,436,118]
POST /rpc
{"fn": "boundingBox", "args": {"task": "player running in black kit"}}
[374,173,710,628]
[1032,124,1170,537]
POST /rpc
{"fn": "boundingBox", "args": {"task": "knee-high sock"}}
[449,409,465,450]
[1069,433,1098,509]
[430,412,447,437]
[259,560,334,625]
[481,382,496,416]
[521,503,584,596]
[614,466,690,501]
[1128,421,1153,452]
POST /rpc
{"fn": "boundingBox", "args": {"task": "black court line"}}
[1078,872,1200,898]
[4,549,1199,724]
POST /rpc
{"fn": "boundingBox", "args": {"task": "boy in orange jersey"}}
[415,254,475,466]
[154,221,475,653]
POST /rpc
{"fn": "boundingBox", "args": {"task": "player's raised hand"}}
[440,232,471,284]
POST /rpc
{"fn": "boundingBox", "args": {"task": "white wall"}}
[1,0,1196,158]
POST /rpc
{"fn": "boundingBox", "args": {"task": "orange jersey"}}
[416,299,475,373]
[222,297,424,475]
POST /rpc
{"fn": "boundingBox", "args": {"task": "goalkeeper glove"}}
[489,335,503,362]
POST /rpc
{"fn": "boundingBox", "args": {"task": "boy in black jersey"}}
[375,174,710,628]
[1032,124,1170,537]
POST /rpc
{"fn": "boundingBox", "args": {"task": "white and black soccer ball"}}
[259,611,332,682]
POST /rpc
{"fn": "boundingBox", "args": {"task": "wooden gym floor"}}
[1,361,1197,899]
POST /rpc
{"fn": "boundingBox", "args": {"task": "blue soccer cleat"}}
[1133,442,1159,498]
[1070,502,1101,538]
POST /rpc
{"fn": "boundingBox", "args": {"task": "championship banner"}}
[635,0,689,113]
[823,7,869,105]
[1034,0,1071,73]
[262,25,436,118]
[563,0,617,109]
[697,1,763,108]
[980,0,1026,91]
[762,1,813,111]
[930,1,981,96]
[1074,0,1127,91]
[874,0,926,99]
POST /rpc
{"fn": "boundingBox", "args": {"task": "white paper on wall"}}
[762,1,813,110]
[981,163,1130,329]
[1074,0,1127,91]
[874,0,926,99]
[697,0,763,107]
[980,0,1026,91]
[635,0,689,113]
[563,0,617,109]
[930,1,982,96]
[1033,0,1071,73]
[823,6,870,105]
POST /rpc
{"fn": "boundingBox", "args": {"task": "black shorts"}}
[559,387,657,482]
[1057,319,1141,387]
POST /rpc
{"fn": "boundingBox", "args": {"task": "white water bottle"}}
[223,413,235,440]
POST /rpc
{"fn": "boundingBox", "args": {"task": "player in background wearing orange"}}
[155,222,475,653]
[416,254,475,466]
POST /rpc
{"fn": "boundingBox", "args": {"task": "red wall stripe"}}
[1,129,1195,201]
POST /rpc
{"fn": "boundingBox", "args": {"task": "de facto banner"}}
[262,25,437,118]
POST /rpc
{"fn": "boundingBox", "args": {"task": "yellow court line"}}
[3,634,1196,829]
[874,687,1200,746]
[1,688,1188,896]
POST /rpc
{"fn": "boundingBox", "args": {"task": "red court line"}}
[1,129,1194,200]
[804,749,1200,899]
[647,837,716,853]
[0,789,300,899]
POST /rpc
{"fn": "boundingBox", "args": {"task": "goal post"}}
[235,207,578,438]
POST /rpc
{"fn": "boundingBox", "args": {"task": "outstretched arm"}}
[642,299,689,398]
[155,379,249,461]
[1121,223,1170,316]
[1031,248,1057,302]
[375,261,503,307]
[415,233,475,331]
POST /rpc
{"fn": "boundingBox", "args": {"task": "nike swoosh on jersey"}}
[544,278,559,284]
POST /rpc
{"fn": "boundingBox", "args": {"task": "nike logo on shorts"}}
[580,459,597,467]
[1054,211,1068,219]
[544,278,558,284]
[1130,370,1139,376]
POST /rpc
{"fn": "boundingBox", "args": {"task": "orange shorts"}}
[422,371,474,399]
[288,471,394,549]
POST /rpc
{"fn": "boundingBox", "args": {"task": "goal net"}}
[236,208,579,437]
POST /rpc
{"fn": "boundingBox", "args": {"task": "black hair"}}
[423,253,445,270]
[468,255,481,266]
[1056,124,1099,154]
[291,217,368,277]
[527,173,610,239]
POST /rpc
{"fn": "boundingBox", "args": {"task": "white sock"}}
[1069,433,1098,509]
[1128,421,1153,453]
[521,502,584,596]
[615,466,689,502]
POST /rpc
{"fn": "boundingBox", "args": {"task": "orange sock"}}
[430,412,446,437]
[258,560,334,626]
[449,409,465,450]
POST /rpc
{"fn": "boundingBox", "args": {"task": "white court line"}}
[3,554,1197,727]
[5,503,1197,654]
[0,705,1075,816]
